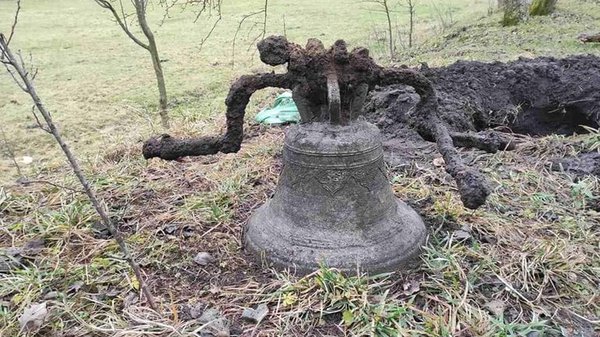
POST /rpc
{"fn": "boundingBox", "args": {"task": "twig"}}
[282,14,287,37]
[32,105,51,133]
[94,0,170,128]
[193,0,221,23]
[198,15,221,51]
[0,33,157,311]
[231,9,265,67]
[18,179,85,194]
[262,0,269,40]
[159,0,179,26]
[6,0,21,46]
[93,0,150,50]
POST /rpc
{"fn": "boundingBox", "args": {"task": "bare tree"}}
[364,0,401,59]
[94,0,170,128]
[400,0,416,48]
[1,3,157,310]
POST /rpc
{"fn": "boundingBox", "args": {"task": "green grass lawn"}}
[1,0,599,336]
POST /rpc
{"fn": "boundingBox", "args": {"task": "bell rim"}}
[244,198,427,275]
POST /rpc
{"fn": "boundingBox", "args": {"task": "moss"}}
[530,0,558,16]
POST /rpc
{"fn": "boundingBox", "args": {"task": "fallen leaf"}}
[194,252,215,266]
[402,280,421,296]
[19,302,48,333]
[453,229,472,240]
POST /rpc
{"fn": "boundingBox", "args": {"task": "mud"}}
[365,55,600,176]
[551,152,600,177]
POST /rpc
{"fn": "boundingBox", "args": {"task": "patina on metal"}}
[245,39,426,273]
[245,121,426,273]
[143,36,495,273]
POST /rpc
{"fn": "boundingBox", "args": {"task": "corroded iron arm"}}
[143,73,293,159]
[376,67,491,209]
[221,73,294,153]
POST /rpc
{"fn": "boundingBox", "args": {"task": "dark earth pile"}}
[365,54,600,175]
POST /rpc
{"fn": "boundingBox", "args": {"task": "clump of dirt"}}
[365,54,600,175]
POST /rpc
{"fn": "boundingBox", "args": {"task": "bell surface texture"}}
[244,120,426,274]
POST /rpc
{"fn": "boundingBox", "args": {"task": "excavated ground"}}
[365,54,600,175]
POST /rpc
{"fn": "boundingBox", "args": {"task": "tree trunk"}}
[408,0,414,48]
[501,0,531,26]
[135,0,169,129]
[529,0,558,16]
[148,40,169,128]
[383,0,394,59]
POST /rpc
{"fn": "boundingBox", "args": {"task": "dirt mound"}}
[365,54,600,175]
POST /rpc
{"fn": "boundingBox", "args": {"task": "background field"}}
[0,0,490,181]
[1,0,599,336]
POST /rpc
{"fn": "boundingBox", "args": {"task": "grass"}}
[1,0,600,336]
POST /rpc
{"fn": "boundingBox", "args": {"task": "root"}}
[378,68,492,208]
[143,72,293,160]
[143,36,497,209]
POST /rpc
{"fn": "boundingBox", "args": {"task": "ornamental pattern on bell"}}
[317,170,349,195]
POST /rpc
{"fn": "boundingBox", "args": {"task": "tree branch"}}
[94,0,150,50]
[6,0,22,46]
[198,15,221,51]
[231,9,265,67]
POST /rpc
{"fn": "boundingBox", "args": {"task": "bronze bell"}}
[143,36,493,273]
[245,120,426,274]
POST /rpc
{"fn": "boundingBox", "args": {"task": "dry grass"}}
[1,0,600,336]
[2,125,598,336]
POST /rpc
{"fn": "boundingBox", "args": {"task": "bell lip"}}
[244,198,427,276]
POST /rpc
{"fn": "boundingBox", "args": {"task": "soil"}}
[365,54,600,176]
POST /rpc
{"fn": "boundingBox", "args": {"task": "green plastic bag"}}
[255,92,300,125]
